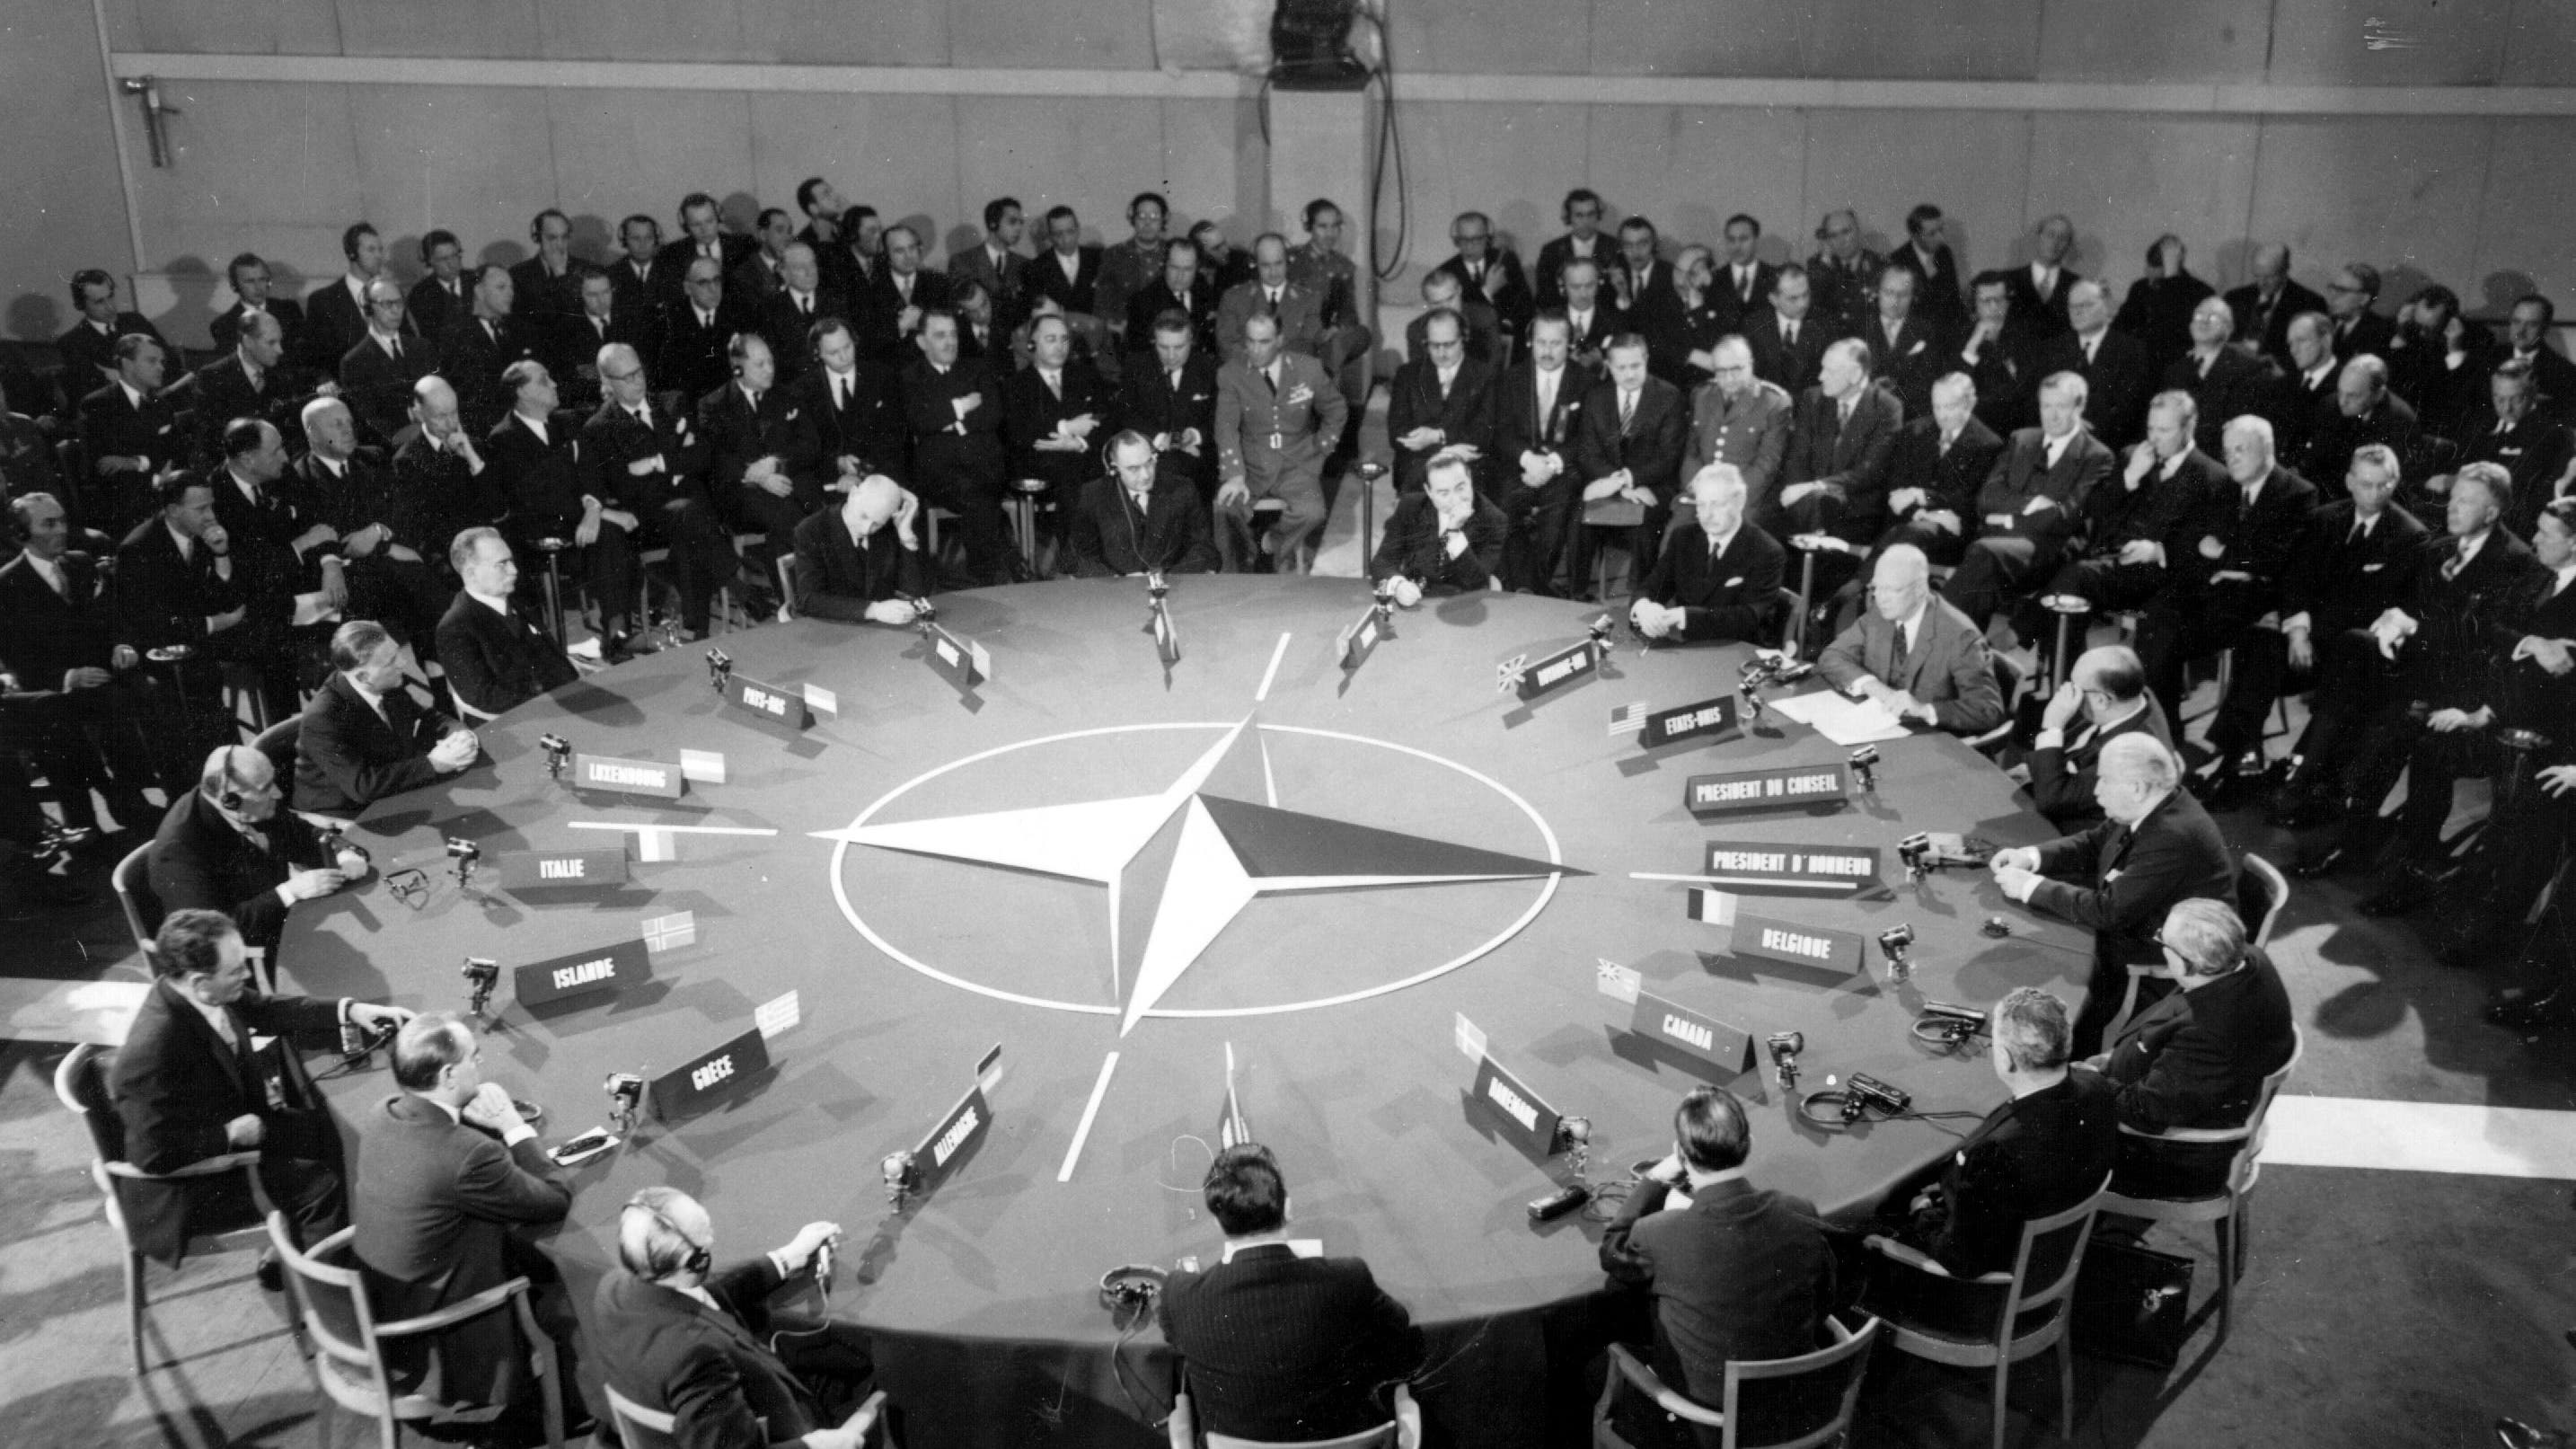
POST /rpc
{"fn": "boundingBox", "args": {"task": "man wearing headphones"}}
[150,743,368,959]
[591,1185,880,1448]
[1067,430,1219,579]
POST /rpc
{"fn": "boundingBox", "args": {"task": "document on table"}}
[1767,690,1912,745]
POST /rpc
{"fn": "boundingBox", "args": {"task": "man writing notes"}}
[1817,543,2005,733]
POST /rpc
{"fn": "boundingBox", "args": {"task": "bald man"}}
[791,473,931,623]
[2017,644,2175,830]
[2037,279,2152,448]
[150,743,371,959]
[390,376,509,569]
[1816,543,2004,734]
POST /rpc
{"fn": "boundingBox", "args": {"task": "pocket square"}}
[1724,576,1744,587]
[2363,562,2385,572]
[785,408,800,420]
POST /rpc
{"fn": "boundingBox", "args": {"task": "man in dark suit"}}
[1003,313,1117,558]
[1939,372,2115,630]
[1118,312,1222,504]
[1493,313,1597,595]
[2458,359,2576,538]
[440,266,544,439]
[1369,449,1504,601]
[507,208,591,331]
[1744,266,1837,398]
[79,332,187,535]
[209,252,306,358]
[1434,210,1534,359]
[437,528,576,718]
[1708,214,1778,339]
[339,279,441,446]
[2003,215,2082,339]
[2163,297,2280,457]
[304,224,404,376]
[1774,339,1901,563]
[1600,1087,1832,1441]
[292,397,453,658]
[1385,308,1497,498]
[1067,433,1218,579]
[904,310,1015,585]
[2087,898,2297,1197]
[1954,271,2042,437]
[608,215,670,340]
[1869,373,2005,570]
[1991,733,2237,1055]
[2265,313,2342,470]
[1557,259,1628,371]
[2036,279,2153,449]
[2042,390,2220,634]
[2134,414,2321,757]
[111,908,410,1268]
[1031,205,1108,358]
[593,1187,878,1449]
[1630,464,1785,646]
[2223,243,2328,369]
[150,743,368,958]
[1887,205,1966,328]
[654,257,756,406]
[861,225,952,365]
[115,473,302,744]
[2019,645,2177,831]
[2385,285,2491,436]
[405,231,472,349]
[1160,1144,1425,1441]
[698,332,825,586]
[354,1014,578,1418]
[171,312,319,468]
[294,620,479,817]
[1124,240,1220,369]
[2323,261,2395,363]
[55,268,167,397]
[1,492,169,831]
[1804,209,1885,338]
[795,317,908,487]
[1534,188,1620,313]
[2496,295,2576,427]
[652,191,754,318]
[1612,217,1683,354]
[583,342,743,638]
[756,243,846,390]
[390,377,511,578]
[1565,336,1687,600]
[2298,355,2422,495]
[550,271,658,413]
[948,197,1032,338]
[205,419,350,712]
[1862,266,1951,421]
[1818,543,2005,734]
[791,473,932,623]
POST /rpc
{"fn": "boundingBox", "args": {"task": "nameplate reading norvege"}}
[1728,911,1868,975]
[1642,695,1740,748]
[1468,1053,1566,1161]
[514,937,651,1007]
[921,624,992,694]
[1512,637,1603,703]
[650,1027,772,1121]
[721,672,813,730]
[1699,841,1879,892]
[573,753,684,800]
[501,849,630,892]
[1630,992,1757,1073]
[1683,762,1849,816]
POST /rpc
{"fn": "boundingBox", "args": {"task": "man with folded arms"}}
[295,619,480,816]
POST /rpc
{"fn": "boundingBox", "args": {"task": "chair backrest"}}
[53,1041,129,1167]
[1722,1314,1883,1449]
[604,1383,681,1449]
[268,1216,391,1384]
[1995,1172,2113,1333]
[447,681,499,725]
[1204,1424,1396,1449]
[2238,852,2289,948]
[249,714,300,771]
[112,840,161,952]
[775,552,798,622]
[2228,1025,2305,1191]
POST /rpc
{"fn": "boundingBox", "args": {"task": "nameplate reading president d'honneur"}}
[1731,911,1868,975]
[1642,695,1740,748]
[1683,763,1849,816]
[722,672,812,730]
[501,849,630,892]
[1468,1054,1566,1161]
[1700,841,1879,893]
[515,937,651,1007]
[573,754,684,800]
[650,1027,772,1121]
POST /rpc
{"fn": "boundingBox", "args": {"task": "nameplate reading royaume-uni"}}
[1510,638,1603,703]
[514,937,652,1007]
[573,754,685,800]
[650,1026,772,1121]
[500,849,630,891]
[1683,762,1849,816]
[721,671,813,730]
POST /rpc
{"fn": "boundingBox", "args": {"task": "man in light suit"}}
[1630,464,1785,646]
[1215,312,1347,574]
[1681,336,1793,524]
[1215,234,1328,367]
[294,620,479,816]
[1939,372,2115,631]
[1818,543,2005,735]
[1565,334,1687,601]
[1991,734,2236,1055]
[354,1013,579,1420]
[1160,1144,1425,1442]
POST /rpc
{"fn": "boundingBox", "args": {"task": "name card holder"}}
[1501,636,1604,703]
[501,849,630,892]
[1699,841,1880,895]
[1594,960,1758,1073]
[574,754,684,800]
[1468,1052,1569,1162]
[1688,889,1869,974]
[1683,762,1849,816]
[1640,695,1741,749]
[1337,605,1387,673]
[650,1027,772,1121]
[921,623,992,694]
[516,937,652,1008]
[723,672,814,731]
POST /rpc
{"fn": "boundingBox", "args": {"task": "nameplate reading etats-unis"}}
[651,1027,772,1121]
[1683,763,1849,816]
[515,937,651,1007]
[500,849,630,892]
[1638,695,1741,748]
[572,754,685,800]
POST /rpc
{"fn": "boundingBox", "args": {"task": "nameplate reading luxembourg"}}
[1507,637,1603,703]
[1699,842,1880,894]
[650,1027,772,1121]
[573,754,684,800]
[922,624,992,694]
[515,937,651,1007]
[722,672,812,730]
[1642,695,1741,748]
[1683,763,1849,816]
[1469,1053,1566,1161]
[1730,910,1868,976]
[501,849,630,892]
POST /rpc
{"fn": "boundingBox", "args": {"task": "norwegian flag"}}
[640,911,697,952]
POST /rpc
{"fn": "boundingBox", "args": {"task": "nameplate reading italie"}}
[1469,1053,1566,1161]
[921,624,992,694]
[501,849,630,892]
[1730,910,1868,975]
[650,1027,772,1121]
[1699,841,1880,893]
[722,672,813,730]
[1642,695,1741,748]
[573,753,684,800]
[1508,637,1603,703]
[1683,763,1849,816]
[515,937,651,1007]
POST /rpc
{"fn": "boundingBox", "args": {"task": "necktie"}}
[2445,540,2470,579]
[1889,622,1909,677]
[834,376,849,411]
[38,561,63,598]
[1939,430,1955,457]
[1619,391,1636,431]
[746,389,761,412]
[1129,491,1151,514]
[1265,289,1280,316]
[1265,365,1278,394]
[1044,370,1061,399]
[701,309,715,329]
[1783,320,1798,346]
[390,337,403,362]
[1836,398,1853,436]
[2349,520,2366,547]
[2083,335,2097,366]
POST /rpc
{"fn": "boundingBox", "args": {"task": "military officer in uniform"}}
[1214,312,1348,575]
[1681,336,1794,516]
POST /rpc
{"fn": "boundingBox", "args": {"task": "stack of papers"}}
[1767,691,1912,745]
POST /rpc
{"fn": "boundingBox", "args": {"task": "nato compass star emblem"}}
[812,719,1583,1033]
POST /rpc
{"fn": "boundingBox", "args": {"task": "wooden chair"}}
[111,839,160,955]
[269,1213,564,1449]
[775,552,798,623]
[603,1383,679,1449]
[53,1042,271,1375]
[2102,852,2288,1044]
[1168,1382,1420,1449]
[1592,1315,1882,1449]
[446,682,499,726]
[1775,587,1805,657]
[2097,1028,2303,1347]
[1862,1175,2111,1449]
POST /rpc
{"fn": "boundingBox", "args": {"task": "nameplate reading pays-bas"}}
[572,753,685,800]
[1699,841,1879,892]
[721,671,813,730]
[515,937,651,1007]
[650,1026,772,1121]
[1468,1053,1566,1162]
[500,849,630,891]
[1683,762,1849,816]
[1642,695,1740,748]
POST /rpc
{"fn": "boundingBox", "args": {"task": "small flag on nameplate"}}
[641,911,698,951]
[1607,702,1648,736]
[802,683,839,716]
[1151,602,1180,665]
[1684,888,1739,926]
[1595,959,1643,1003]
[679,749,728,784]
[635,828,677,862]
[755,991,801,1039]
[1495,654,1529,694]
[1219,1041,1251,1149]
[1454,1011,1489,1063]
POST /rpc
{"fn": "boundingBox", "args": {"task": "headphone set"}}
[209,746,250,812]
[1098,1263,1167,1315]
[625,1194,715,1279]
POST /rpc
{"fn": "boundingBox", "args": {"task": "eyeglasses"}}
[601,367,644,384]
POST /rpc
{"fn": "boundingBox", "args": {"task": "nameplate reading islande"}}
[1468,1054,1566,1162]
[650,1027,772,1121]
[500,849,630,892]
[573,754,684,800]
[1699,841,1879,893]
[1683,763,1848,816]
[1642,695,1740,748]
[722,672,813,730]
[514,937,651,1007]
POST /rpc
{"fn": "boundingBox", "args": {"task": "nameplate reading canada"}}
[721,672,813,730]
[501,849,630,892]
[1630,991,1757,1074]
[1728,911,1868,975]
[1468,1054,1566,1161]
[1699,841,1879,893]
[572,753,684,800]
[515,937,651,1007]
[1683,763,1849,816]
[651,1027,772,1121]
[1642,695,1740,748]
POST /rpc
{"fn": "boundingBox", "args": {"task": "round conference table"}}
[282,578,2091,1448]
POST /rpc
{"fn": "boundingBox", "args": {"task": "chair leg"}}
[2058,1335,2076,1442]
[1991,1358,2010,1449]
[125,1250,146,1375]
[2214,1215,2236,1345]
[2233,1198,2252,1280]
